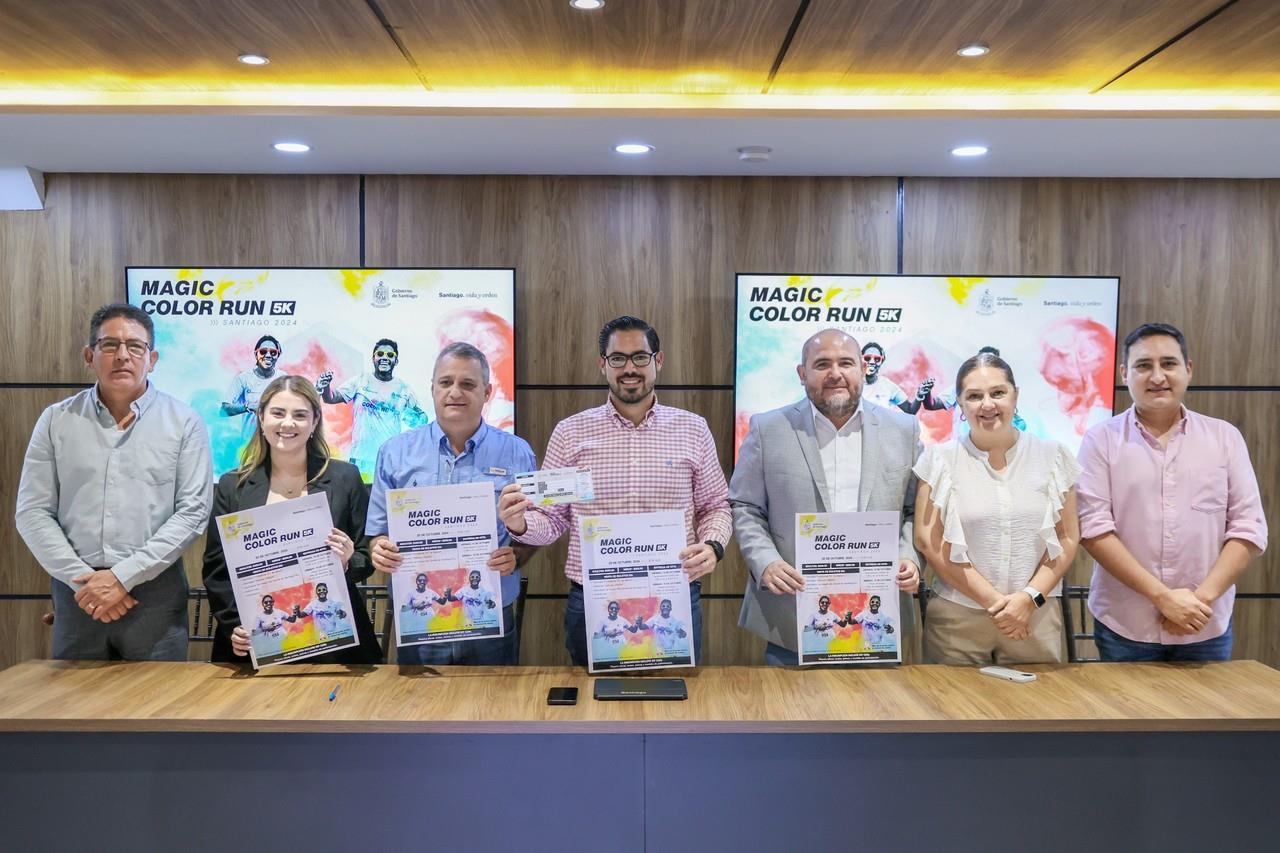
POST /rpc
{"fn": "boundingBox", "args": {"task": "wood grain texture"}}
[1107,0,1280,95]
[380,0,797,93]
[774,0,1223,94]
[903,178,1280,387]
[0,173,361,384]
[365,175,898,385]
[0,0,419,91]
[2,659,1279,733]
[0,601,53,673]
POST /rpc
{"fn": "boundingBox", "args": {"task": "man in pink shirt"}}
[1077,323,1267,661]
[498,316,732,667]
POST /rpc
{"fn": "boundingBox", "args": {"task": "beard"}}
[611,376,652,403]
[811,385,858,420]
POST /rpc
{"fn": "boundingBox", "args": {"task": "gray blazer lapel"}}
[785,401,829,512]
[858,404,881,511]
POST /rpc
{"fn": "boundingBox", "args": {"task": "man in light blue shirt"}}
[16,304,213,660]
[368,342,536,665]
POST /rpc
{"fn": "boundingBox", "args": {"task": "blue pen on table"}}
[328,684,341,702]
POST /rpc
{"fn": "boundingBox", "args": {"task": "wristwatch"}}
[1021,585,1046,608]
[704,540,725,562]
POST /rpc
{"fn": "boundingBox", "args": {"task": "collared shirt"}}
[366,419,536,607]
[913,432,1081,609]
[514,396,732,583]
[810,401,864,512]
[15,383,213,591]
[1077,407,1268,645]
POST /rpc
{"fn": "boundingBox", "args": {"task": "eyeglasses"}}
[256,347,280,357]
[862,353,884,364]
[94,338,151,358]
[604,352,654,368]
[374,349,397,359]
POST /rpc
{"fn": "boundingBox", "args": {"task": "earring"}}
[959,412,967,422]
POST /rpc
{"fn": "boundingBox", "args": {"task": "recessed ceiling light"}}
[950,145,989,157]
[614,143,653,155]
[570,0,605,9]
[272,142,311,153]
[237,53,270,66]
[957,43,989,57]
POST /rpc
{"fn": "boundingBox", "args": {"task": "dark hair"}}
[660,599,672,607]
[955,351,1017,396]
[373,338,399,353]
[1123,322,1189,364]
[598,316,659,357]
[254,334,281,351]
[435,341,490,384]
[861,341,885,356]
[89,303,154,347]
[978,345,1000,356]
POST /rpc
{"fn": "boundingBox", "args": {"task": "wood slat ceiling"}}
[377,0,799,93]
[0,0,1273,101]
[771,0,1227,94]
[0,0,419,91]
[1107,0,1280,94]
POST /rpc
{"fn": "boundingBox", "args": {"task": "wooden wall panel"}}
[0,173,361,384]
[365,175,898,386]
[1232,599,1280,669]
[0,600,52,673]
[902,178,1280,387]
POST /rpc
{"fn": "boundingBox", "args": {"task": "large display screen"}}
[128,267,516,480]
[735,274,1119,458]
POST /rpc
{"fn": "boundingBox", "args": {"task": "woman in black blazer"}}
[202,375,383,665]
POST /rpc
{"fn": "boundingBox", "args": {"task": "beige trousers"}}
[924,594,1065,666]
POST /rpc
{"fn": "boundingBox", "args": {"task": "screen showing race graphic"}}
[127,267,516,480]
[735,274,1119,458]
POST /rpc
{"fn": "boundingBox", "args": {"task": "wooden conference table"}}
[1,660,1278,852]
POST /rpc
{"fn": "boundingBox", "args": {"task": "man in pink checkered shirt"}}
[499,316,732,666]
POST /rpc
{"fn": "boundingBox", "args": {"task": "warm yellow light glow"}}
[0,86,1278,114]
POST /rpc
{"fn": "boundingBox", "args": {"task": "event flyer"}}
[794,511,901,665]
[215,492,359,669]
[580,511,694,673]
[387,482,504,648]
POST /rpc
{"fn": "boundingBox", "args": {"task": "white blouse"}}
[913,432,1081,609]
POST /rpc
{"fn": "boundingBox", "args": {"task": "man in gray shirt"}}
[16,303,213,660]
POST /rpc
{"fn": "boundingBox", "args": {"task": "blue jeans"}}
[50,565,188,661]
[397,603,519,665]
[1094,618,1233,662]
[565,581,702,668]
[764,642,799,667]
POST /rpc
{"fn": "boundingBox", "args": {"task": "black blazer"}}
[201,456,383,665]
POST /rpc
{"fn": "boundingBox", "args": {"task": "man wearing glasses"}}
[317,338,426,481]
[499,316,732,667]
[16,303,213,660]
[221,334,283,441]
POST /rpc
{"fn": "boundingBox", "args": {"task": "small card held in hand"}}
[515,466,596,506]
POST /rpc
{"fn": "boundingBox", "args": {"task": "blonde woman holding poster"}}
[202,376,382,665]
[913,351,1081,665]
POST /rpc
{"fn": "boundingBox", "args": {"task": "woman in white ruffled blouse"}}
[913,351,1081,665]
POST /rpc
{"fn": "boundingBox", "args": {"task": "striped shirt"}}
[514,397,732,583]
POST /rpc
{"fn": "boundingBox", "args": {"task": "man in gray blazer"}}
[731,329,922,665]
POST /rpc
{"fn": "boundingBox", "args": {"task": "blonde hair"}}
[236,375,332,487]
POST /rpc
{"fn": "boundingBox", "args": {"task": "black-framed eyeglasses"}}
[604,351,654,368]
[374,349,397,359]
[94,338,151,358]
